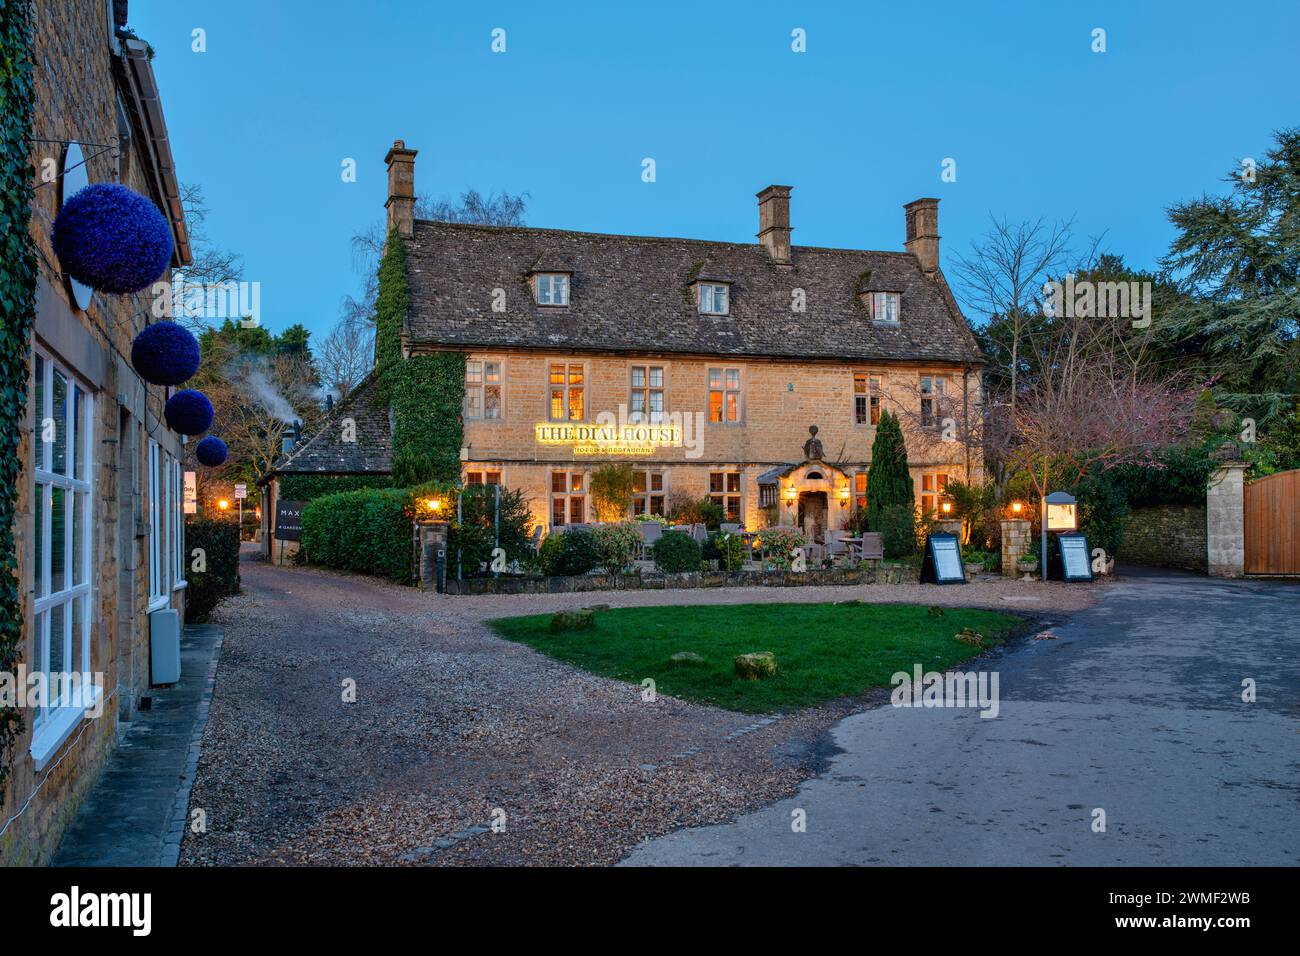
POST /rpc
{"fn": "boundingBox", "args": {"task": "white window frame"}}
[920,374,949,428]
[31,349,98,767]
[534,273,570,306]
[172,457,186,590]
[464,359,504,421]
[853,371,883,426]
[698,283,730,315]
[148,440,169,608]
[868,291,901,324]
[629,365,665,424]
[707,367,743,424]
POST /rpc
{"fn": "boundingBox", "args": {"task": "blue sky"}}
[132,0,1300,343]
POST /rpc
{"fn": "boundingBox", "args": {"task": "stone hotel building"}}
[269,141,984,543]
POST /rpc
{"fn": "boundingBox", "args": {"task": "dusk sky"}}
[133,0,1300,342]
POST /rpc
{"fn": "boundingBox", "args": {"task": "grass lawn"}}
[489,602,1026,713]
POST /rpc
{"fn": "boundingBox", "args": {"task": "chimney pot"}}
[904,198,940,275]
[756,185,793,266]
[385,139,419,238]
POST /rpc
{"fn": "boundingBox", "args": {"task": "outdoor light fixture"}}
[785,487,797,501]
[1044,491,1078,531]
[218,499,230,511]
[425,498,443,513]
[941,500,953,515]
[839,486,850,500]
[1011,500,1024,514]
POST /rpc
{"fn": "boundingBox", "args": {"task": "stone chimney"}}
[904,198,940,275]
[385,139,418,238]
[756,185,793,266]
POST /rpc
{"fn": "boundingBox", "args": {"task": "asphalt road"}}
[622,568,1300,866]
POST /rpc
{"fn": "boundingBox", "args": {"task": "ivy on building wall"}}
[0,0,37,802]
[373,231,465,484]
[277,474,392,501]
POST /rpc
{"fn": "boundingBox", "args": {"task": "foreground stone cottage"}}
[265,139,984,548]
[1,0,191,863]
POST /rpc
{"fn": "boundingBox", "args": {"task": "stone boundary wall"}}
[1121,505,1208,572]
[445,563,920,595]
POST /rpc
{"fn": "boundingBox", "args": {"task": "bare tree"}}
[315,314,374,400]
[348,189,529,319]
[950,216,1078,416]
[176,182,243,334]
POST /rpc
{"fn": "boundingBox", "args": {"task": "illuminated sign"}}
[183,471,197,515]
[534,422,681,456]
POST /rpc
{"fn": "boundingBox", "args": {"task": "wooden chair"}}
[858,532,884,561]
[721,523,743,535]
[638,521,663,558]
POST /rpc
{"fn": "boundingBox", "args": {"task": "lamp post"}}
[1041,491,1078,582]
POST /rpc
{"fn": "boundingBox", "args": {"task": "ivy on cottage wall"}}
[0,0,37,802]
[372,231,465,485]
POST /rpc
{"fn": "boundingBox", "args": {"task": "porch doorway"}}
[798,491,828,544]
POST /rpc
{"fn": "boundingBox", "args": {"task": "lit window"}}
[632,469,667,516]
[630,365,665,424]
[854,372,882,425]
[550,471,586,527]
[709,471,742,522]
[854,472,868,511]
[465,471,502,486]
[698,283,729,315]
[920,472,949,515]
[464,360,502,420]
[708,367,741,423]
[868,291,900,324]
[549,362,585,421]
[535,273,570,306]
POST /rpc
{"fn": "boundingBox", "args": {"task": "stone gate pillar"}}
[1000,519,1031,578]
[1206,461,1247,577]
[417,520,449,592]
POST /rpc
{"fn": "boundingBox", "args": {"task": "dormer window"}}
[534,273,570,306]
[698,282,730,315]
[866,291,900,324]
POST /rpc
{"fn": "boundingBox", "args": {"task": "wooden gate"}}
[1244,468,1300,575]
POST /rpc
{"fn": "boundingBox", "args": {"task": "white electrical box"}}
[149,608,181,685]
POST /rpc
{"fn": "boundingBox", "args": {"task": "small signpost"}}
[183,471,197,515]
[920,531,966,585]
[234,483,247,530]
[274,499,306,541]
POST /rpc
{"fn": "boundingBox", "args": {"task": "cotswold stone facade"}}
[270,139,984,542]
[2,0,190,864]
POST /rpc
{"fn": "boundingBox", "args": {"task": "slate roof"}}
[268,373,394,478]
[404,221,983,364]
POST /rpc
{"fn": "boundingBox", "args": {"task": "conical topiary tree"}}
[865,409,914,531]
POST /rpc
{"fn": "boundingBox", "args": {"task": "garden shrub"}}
[667,495,724,530]
[865,410,913,530]
[278,473,392,502]
[540,528,601,576]
[185,517,241,624]
[448,483,535,576]
[652,531,703,572]
[592,521,642,574]
[712,531,747,571]
[877,504,918,559]
[756,526,805,567]
[1072,472,1130,560]
[301,487,413,582]
[590,463,635,521]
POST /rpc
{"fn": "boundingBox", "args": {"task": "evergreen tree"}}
[1161,128,1300,417]
[865,410,914,530]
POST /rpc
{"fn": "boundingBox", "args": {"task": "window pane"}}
[550,389,565,420]
[632,471,647,493]
[35,355,46,472]
[649,391,663,418]
[855,395,867,424]
[486,472,501,486]
[708,368,722,389]
[568,387,583,420]
[649,367,663,387]
[50,486,66,594]
[650,473,663,491]
[727,473,740,493]
[630,392,645,418]
[550,364,566,385]
[36,485,46,598]
[726,392,738,421]
[570,473,583,492]
[484,385,501,418]
[552,498,565,526]
[71,490,84,586]
[551,473,566,493]
[726,369,739,389]
[570,496,584,523]
[709,391,723,422]
[631,366,645,388]
[709,473,723,493]
[72,594,86,673]
[465,390,482,419]
[567,365,583,386]
[465,361,483,384]
[52,370,68,475]
[72,386,86,481]
[484,362,500,383]
[49,602,65,694]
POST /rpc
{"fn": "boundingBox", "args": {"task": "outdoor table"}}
[842,536,864,561]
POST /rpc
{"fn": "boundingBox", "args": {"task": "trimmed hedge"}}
[540,528,601,576]
[653,531,703,572]
[278,473,392,501]
[301,487,414,583]
[185,518,241,624]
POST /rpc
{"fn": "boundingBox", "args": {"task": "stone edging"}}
[161,623,223,867]
[444,564,917,595]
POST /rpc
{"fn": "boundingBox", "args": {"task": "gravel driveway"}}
[180,549,1097,866]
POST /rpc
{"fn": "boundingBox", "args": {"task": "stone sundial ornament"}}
[803,425,824,461]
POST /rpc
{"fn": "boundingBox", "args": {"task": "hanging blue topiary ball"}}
[195,436,228,467]
[164,389,214,436]
[131,321,201,386]
[52,183,173,294]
